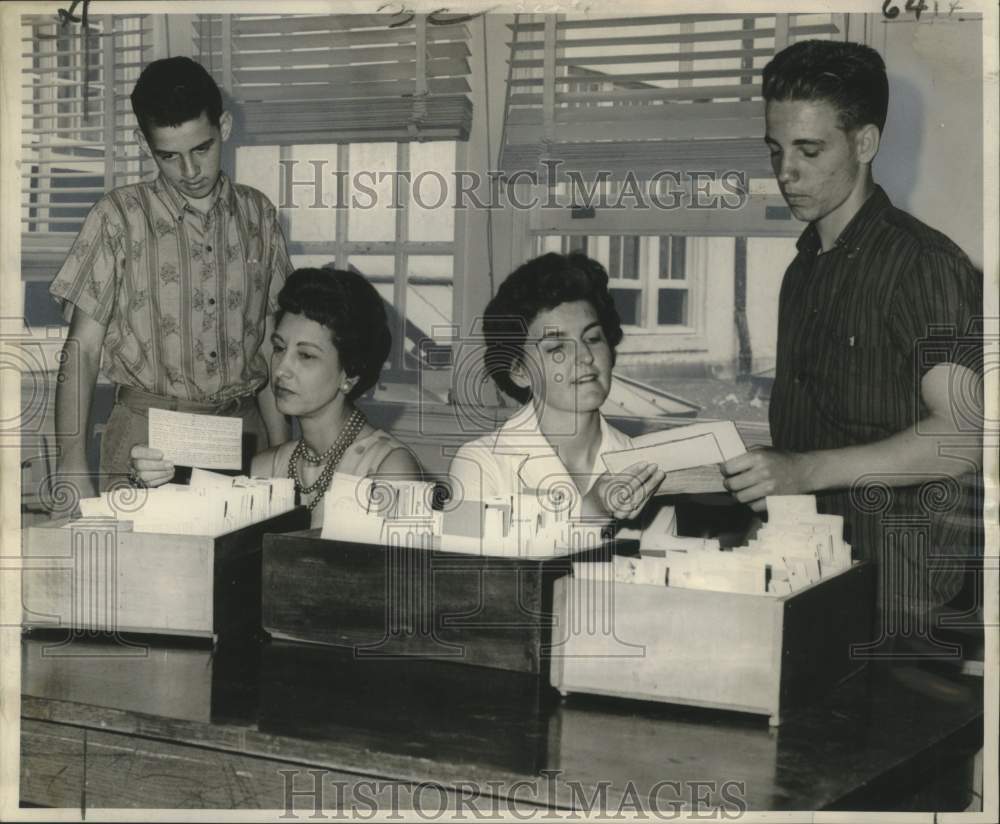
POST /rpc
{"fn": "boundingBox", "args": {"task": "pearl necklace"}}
[288,408,366,511]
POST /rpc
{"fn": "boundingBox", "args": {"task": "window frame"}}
[536,232,699,336]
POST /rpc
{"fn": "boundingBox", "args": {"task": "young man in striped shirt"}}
[723,40,983,680]
[50,57,292,509]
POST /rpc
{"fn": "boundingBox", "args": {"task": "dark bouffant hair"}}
[762,40,889,134]
[483,252,623,404]
[275,268,391,401]
[131,57,223,139]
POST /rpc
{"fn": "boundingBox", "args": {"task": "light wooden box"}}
[21,634,214,723]
[22,509,309,639]
[549,561,874,725]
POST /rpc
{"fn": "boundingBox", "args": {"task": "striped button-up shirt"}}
[769,186,982,610]
[50,173,292,402]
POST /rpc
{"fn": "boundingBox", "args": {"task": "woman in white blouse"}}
[449,252,665,523]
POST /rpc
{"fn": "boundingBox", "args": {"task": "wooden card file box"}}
[262,530,586,674]
[23,509,310,639]
[549,561,874,726]
[22,635,215,724]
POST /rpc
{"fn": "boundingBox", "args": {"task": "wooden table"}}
[19,630,983,814]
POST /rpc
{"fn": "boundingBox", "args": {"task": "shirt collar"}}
[153,171,236,220]
[796,185,892,256]
[494,402,625,496]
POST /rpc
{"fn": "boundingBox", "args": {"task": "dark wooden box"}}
[258,639,555,772]
[262,530,595,674]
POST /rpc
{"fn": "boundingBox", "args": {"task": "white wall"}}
[871,16,983,268]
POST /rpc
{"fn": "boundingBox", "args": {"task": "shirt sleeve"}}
[447,443,503,505]
[888,244,983,377]
[48,196,121,326]
[264,199,293,313]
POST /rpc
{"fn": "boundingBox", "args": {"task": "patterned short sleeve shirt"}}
[50,173,293,402]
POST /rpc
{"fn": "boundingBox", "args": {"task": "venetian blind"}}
[21,13,152,278]
[499,13,844,179]
[194,14,473,145]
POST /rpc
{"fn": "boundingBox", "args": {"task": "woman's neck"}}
[534,401,602,470]
[299,398,354,454]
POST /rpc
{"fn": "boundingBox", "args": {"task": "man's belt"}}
[115,385,257,416]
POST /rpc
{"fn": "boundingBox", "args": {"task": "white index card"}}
[601,421,747,495]
[148,408,242,470]
[765,495,819,523]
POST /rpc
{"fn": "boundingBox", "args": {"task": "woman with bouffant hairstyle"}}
[449,252,664,522]
[130,267,421,525]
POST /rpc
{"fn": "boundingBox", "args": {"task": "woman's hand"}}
[595,461,666,520]
[129,445,174,488]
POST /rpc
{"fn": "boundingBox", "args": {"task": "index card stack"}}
[318,475,608,557]
[579,495,852,597]
[744,495,852,594]
[321,475,439,545]
[76,471,296,536]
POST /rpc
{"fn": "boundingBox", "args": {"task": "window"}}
[538,234,692,330]
[238,140,459,373]
[21,13,151,323]
[200,13,474,377]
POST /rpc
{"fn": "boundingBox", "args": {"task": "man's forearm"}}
[52,336,101,511]
[797,413,982,493]
[54,339,99,472]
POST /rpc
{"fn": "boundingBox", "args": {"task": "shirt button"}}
[209,351,218,359]
[206,245,213,252]
[208,298,216,306]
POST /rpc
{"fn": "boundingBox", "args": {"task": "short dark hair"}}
[131,57,223,140]
[275,268,391,401]
[762,40,889,134]
[483,252,624,404]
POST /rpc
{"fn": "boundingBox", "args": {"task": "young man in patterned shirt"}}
[50,57,292,509]
[723,40,983,679]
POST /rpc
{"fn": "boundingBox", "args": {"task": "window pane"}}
[290,254,336,270]
[25,280,66,327]
[408,255,453,337]
[235,146,281,206]
[609,236,621,277]
[346,255,395,284]
[540,235,562,254]
[670,236,687,280]
[286,144,338,241]
[347,143,397,242]
[611,288,641,326]
[408,141,456,242]
[621,236,640,279]
[657,288,688,326]
[566,235,588,254]
[658,236,670,279]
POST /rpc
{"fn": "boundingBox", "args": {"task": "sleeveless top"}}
[252,425,413,528]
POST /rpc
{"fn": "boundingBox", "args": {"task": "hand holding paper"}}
[721,448,814,512]
[593,461,666,520]
[130,444,175,487]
